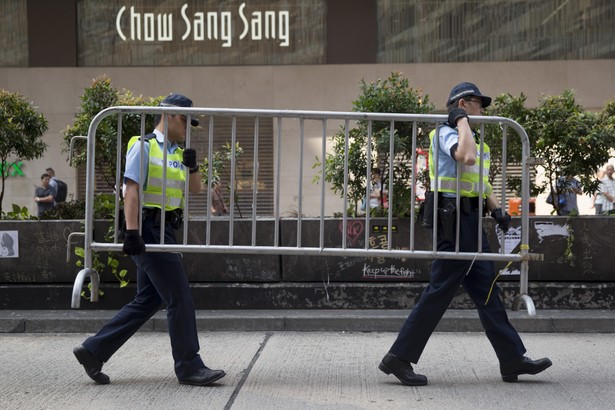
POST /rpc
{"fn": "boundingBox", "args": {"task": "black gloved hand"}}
[122,229,146,255]
[448,108,469,128]
[182,148,198,172]
[491,208,511,233]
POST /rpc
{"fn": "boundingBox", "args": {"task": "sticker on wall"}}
[495,226,522,275]
[534,221,569,243]
[0,231,18,258]
[497,225,522,254]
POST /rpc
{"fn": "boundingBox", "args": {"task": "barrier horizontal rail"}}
[71,106,540,315]
[88,243,542,261]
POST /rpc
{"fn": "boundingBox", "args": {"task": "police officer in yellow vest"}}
[74,94,226,387]
[379,82,552,386]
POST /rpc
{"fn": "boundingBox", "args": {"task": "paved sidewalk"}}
[1,309,615,333]
[1,331,614,409]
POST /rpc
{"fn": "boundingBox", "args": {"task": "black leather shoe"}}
[379,352,428,386]
[500,356,552,382]
[179,367,226,386]
[73,345,110,385]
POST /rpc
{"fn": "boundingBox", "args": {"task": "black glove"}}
[182,148,198,173]
[448,108,469,128]
[122,229,146,255]
[491,208,511,233]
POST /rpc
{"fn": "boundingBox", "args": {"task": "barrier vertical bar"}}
[251,116,259,247]
[160,114,169,244]
[342,119,350,249]
[477,122,485,253]
[297,118,305,247]
[319,118,327,250]
[82,106,98,300]
[432,125,440,252]
[365,121,373,249]
[113,114,123,244]
[520,123,534,313]
[455,161,461,253]
[409,121,418,250]
[138,114,146,236]
[206,116,214,246]
[229,116,237,246]
[182,114,192,245]
[499,124,509,253]
[274,117,282,247]
[387,121,394,250]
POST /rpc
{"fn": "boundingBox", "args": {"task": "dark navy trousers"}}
[83,215,204,379]
[390,205,526,364]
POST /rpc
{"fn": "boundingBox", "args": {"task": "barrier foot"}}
[71,268,100,309]
[512,294,536,316]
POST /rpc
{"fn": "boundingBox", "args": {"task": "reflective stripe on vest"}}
[127,135,186,210]
[429,127,492,198]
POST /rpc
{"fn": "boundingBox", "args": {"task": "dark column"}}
[326,0,377,64]
[27,0,77,66]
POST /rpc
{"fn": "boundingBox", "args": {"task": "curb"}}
[1,309,614,333]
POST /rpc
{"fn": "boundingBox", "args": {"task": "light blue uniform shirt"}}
[432,125,461,197]
[123,129,180,189]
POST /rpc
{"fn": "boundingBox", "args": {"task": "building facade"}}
[1,0,614,216]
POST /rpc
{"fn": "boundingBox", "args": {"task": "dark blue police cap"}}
[447,82,492,108]
[160,93,199,126]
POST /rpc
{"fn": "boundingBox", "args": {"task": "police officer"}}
[379,82,552,386]
[74,94,226,386]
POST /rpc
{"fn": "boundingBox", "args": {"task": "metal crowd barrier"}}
[70,106,542,315]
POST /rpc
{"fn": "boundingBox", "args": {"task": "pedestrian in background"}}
[45,167,58,198]
[34,173,55,217]
[556,175,582,216]
[73,93,226,386]
[210,180,229,216]
[45,167,68,203]
[379,82,552,386]
[592,167,605,215]
[599,164,615,215]
[361,168,387,213]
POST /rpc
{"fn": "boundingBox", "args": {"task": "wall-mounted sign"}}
[1,161,24,177]
[116,3,289,47]
[0,231,18,258]
[78,0,326,66]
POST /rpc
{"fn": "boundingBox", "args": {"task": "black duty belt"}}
[143,208,183,228]
[440,196,483,213]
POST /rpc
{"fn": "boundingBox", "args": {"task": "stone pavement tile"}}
[1,332,615,409]
[0,332,264,410]
[228,332,615,410]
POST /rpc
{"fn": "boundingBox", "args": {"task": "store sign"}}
[78,0,325,66]
[115,2,289,47]
[1,161,24,177]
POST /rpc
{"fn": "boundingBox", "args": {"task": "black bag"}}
[438,201,456,242]
[546,190,565,206]
[54,179,68,203]
[419,191,435,228]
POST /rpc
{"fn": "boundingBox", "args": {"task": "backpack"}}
[54,179,68,203]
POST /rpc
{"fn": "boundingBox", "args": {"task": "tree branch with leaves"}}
[0,90,48,215]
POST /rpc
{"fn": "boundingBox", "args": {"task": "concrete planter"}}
[1,216,614,309]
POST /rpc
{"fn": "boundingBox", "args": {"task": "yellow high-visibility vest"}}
[429,127,492,198]
[127,135,186,210]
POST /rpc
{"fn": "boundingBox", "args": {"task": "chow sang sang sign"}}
[78,0,325,65]
[116,2,289,47]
